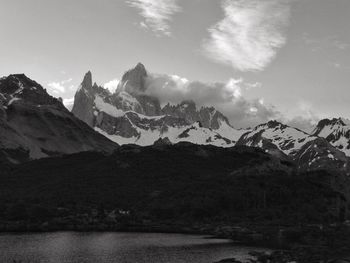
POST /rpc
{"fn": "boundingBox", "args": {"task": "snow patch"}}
[94,96,125,118]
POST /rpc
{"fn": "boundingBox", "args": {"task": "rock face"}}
[116,63,161,116]
[0,74,118,163]
[72,71,95,126]
[71,63,245,147]
[162,101,231,129]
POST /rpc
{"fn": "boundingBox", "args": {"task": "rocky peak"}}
[266,120,286,129]
[0,74,44,95]
[0,74,63,108]
[119,63,148,94]
[72,71,96,127]
[80,71,93,91]
[313,118,346,136]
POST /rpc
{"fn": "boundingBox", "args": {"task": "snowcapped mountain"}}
[312,118,350,156]
[72,63,245,146]
[236,120,315,156]
[236,119,350,173]
[0,74,118,163]
[1,68,349,174]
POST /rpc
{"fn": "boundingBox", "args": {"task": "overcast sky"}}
[0,0,349,129]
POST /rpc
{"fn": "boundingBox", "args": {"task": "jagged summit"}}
[0,74,43,93]
[311,117,350,156]
[313,118,346,136]
[80,71,93,91]
[0,73,63,108]
[237,120,314,156]
[118,62,148,94]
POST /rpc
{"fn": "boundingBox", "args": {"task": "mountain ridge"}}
[0,74,118,164]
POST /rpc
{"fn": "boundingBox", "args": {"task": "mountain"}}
[0,74,118,163]
[236,120,315,156]
[72,63,245,146]
[294,137,350,174]
[312,118,350,156]
[236,120,350,173]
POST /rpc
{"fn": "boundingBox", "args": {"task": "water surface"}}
[0,232,266,263]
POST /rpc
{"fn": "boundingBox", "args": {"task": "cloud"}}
[285,116,318,134]
[202,0,292,72]
[63,98,75,111]
[104,79,120,93]
[48,82,66,94]
[281,100,319,133]
[47,78,73,94]
[126,0,181,36]
[144,73,280,128]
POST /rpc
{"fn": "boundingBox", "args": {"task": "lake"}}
[0,232,267,263]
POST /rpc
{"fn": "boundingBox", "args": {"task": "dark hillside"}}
[0,144,347,227]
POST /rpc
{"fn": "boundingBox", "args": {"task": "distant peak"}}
[80,71,93,90]
[119,63,148,94]
[317,118,345,128]
[4,74,34,84]
[84,71,92,80]
[0,73,44,94]
[9,73,28,79]
[265,120,284,128]
[135,62,146,71]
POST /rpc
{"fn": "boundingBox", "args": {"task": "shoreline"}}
[1,223,350,262]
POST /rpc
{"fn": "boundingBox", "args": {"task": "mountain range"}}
[1,63,350,174]
[71,63,350,174]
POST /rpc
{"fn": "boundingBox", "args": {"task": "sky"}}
[0,0,349,129]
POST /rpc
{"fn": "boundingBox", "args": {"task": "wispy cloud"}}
[126,0,181,36]
[202,0,292,72]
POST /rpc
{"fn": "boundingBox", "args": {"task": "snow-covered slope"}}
[236,120,315,156]
[312,118,350,156]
